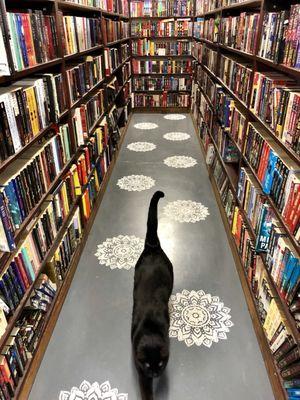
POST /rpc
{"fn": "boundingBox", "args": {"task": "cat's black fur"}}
[131,191,174,400]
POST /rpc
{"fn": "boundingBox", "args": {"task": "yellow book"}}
[150,41,154,56]
[61,181,70,216]
[70,164,82,196]
[93,170,100,192]
[26,87,39,135]
[231,206,239,235]
[0,308,7,338]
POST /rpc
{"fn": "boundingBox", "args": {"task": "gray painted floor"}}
[29,114,274,400]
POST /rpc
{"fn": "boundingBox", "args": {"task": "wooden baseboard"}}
[133,107,190,113]
[17,115,132,400]
[191,113,287,400]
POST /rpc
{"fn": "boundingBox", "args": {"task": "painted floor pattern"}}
[29,114,274,400]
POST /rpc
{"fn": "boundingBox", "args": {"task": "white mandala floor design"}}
[95,235,144,270]
[164,155,197,168]
[169,289,234,347]
[163,132,191,141]
[117,175,155,191]
[163,200,209,223]
[59,380,128,400]
[127,142,156,152]
[164,114,186,120]
[134,122,158,130]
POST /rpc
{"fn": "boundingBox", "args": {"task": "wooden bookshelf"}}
[0,0,132,397]
[192,114,289,400]
[129,0,194,108]
[192,0,300,397]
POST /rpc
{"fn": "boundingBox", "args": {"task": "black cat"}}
[131,191,174,400]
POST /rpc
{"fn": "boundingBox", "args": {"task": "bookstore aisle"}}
[29,113,273,400]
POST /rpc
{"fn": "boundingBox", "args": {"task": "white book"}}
[0,92,22,152]
[51,137,61,175]
[0,23,10,76]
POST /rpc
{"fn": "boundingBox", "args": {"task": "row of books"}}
[131,38,192,56]
[133,92,190,107]
[212,121,240,163]
[0,275,57,399]
[0,122,112,323]
[195,63,216,105]
[132,59,192,74]
[65,0,102,6]
[0,75,67,164]
[72,88,105,146]
[130,0,193,17]
[66,55,104,105]
[63,16,102,56]
[243,122,299,243]
[195,0,251,14]
[218,54,252,105]
[102,0,129,16]
[103,44,130,76]
[101,19,129,44]
[6,11,58,72]
[0,129,73,252]
[259,5,300,70]
[131,19,193,37]
[250,71,300,156]
[215,87,245,151]
[219,12,260,54]
[133,76,191,91]
[194,17,218,43]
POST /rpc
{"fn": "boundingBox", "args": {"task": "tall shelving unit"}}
[129,0,194,111]
[191,0,300,399]
[0,0,131,397]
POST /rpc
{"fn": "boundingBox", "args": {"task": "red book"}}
[80,106,87,136]
[0,356,14,395]
[16,252,32,285]
[257,141,267,181]
[20,13,36,67]
[84,147,91,174]
[259,145,270,183]
[14,255,30,289]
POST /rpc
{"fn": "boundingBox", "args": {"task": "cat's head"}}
[136,334,169,378]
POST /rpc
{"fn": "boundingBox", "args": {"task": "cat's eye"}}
[158,361,163,367]
[145,362,150,368]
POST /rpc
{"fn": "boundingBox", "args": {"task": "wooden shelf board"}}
[0,58,62,85]
[64,45,104,61]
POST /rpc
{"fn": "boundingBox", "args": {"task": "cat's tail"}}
[145,191,165,247]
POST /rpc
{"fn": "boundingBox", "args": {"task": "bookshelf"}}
[191,0,300,398]
[0,0,131,397]
[130,0,194,109]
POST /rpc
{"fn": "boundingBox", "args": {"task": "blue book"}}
[15,14,29,68]
[11,178,26,220]
[4,182,22,228]
[281,254,297,295]
[10,261,26,295]
[287,260,300,301]
[288,396,300,400]
[256,205,272,252]
[262,150,277,194]
[288,389,300,396]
